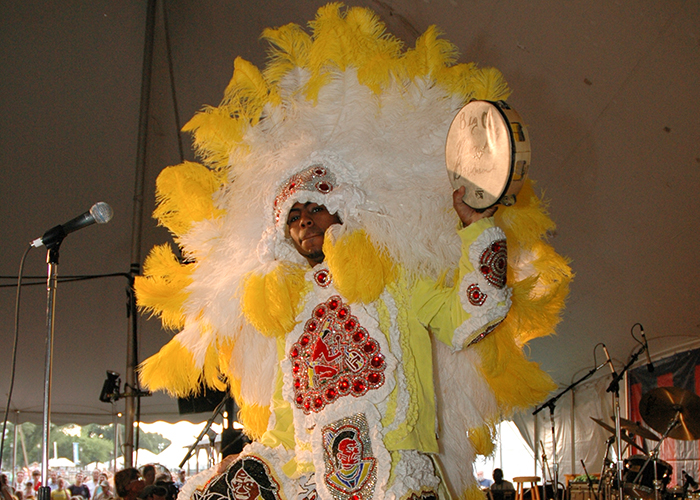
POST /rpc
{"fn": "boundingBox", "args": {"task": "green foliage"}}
[1,423,171,468]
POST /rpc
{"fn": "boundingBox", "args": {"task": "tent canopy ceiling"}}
[1,1,699,426]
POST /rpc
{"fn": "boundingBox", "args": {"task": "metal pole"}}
[39,248,60,500]
[124,0,157,469]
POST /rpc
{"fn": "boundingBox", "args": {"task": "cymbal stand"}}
[534,356,610,500]
[540,440,553,500]
[596,437,614,500]
[606,342,647,500]
[632,410,680,500]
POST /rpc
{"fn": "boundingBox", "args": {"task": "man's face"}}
[92,470,100,481]
[286,202,341,266]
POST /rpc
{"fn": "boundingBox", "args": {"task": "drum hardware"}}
[618,418,661,442]
[446,100,531,209]
[591,417,647,455]
[639,387,700,441]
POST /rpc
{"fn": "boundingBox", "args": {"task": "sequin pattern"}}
[322,414,377,500]
[274,165,335,223]
[289,296,386,414]
[479,239,507,289]
[466,283,487,306]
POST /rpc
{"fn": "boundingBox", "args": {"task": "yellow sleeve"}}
[413,217,512,349]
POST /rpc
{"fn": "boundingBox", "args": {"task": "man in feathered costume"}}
[135,4,572,500]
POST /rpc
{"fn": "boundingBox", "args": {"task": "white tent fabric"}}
[513,376,615,480]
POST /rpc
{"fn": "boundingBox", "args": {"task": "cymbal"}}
[618,417,660,441]
[590,417,646,453]
[640,387,700,440]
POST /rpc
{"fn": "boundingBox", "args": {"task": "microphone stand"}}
[533,358,609,500]
[606,343,646,500]
[38,240,64,500]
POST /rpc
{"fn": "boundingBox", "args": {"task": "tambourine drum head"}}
[446,100,530,209]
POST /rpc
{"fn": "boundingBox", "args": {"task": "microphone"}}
[31,202,113,248]
[602,344,616,375]
[640,326,654,373]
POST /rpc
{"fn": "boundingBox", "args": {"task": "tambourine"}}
[445,100,531,209]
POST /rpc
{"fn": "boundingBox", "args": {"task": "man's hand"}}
[453,186,498,227]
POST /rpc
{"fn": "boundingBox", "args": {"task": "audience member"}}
[29,471,41,493]
[67,473,90,500]
[23,482,35,500]
[51,478,70,500]
[114,469,144,500]
[92,476,114,500]
[12,471,26,492]
[47,471,59,492]
[84,471,100,498]
[139,468,155,489]
[491,469,515,491]
[1,473,14,500]
[478,471,493,489]
[137,486,166,500]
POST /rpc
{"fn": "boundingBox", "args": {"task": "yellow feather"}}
[139,337,201,397]
[262,23,312,84]
[241,263,310,337]
[182,106,248,170]
[238,403,272,440]
[469,424,496,456]
[324,230,396,304]
[135,244,192,330]
[153,162,224,238]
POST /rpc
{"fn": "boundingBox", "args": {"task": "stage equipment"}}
[31,202,113,248]
[640,387,700,441]
[618,418,660,442]
[533,345,611,500]
[99,371,122,403]
[445,100,530,209]
[605,324,654,500]
[35,203,113,500]
[590,417,646,454]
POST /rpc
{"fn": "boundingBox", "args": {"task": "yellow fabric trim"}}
[259,337,296,449]
[459,485,488,500]
[324,229,396,304]
[241,263,310,338]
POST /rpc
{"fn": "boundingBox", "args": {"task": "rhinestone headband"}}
[273,164,336,223]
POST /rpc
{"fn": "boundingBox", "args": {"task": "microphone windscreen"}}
[90,202,113,224]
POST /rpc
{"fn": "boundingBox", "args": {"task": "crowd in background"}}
[1,466,187,500]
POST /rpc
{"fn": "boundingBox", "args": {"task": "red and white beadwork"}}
[274,164,335,223]
[479,239,507,289]
[289,296,386,414]
[314,269,332,288]
[466,283,487,306]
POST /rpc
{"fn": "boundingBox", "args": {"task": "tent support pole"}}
[124,0,157,468]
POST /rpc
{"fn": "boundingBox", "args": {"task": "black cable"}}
[0,244,34,471]
[0,272,129,288]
